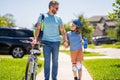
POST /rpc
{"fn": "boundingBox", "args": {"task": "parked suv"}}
[92,36,117,45]
[0,27,39,58]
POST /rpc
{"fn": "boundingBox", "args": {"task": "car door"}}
[0,29,13,53]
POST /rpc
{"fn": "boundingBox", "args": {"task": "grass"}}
[88,44,96,48]
[59,49,104,56]
[101,43,120,48]
[0,55,44,80]
[83,59,120,80]
[84,51,105,56]
[88,42,120,49]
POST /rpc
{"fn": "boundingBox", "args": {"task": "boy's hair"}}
[49,0,59,9]
[74,27,81,34]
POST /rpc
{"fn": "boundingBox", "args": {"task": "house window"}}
[101,19,106,24]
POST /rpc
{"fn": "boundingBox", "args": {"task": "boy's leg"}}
[76,61,82,80]
[72,63,77,80]
[71,50,78,80]
[76,50,83,80]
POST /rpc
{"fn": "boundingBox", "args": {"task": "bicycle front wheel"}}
[25,58,34,80]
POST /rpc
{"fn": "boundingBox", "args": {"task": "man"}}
[34,0,68,80]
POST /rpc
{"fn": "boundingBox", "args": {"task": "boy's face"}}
[70,23,77,30]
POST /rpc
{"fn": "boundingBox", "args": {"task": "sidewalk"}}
[36,52,93,80]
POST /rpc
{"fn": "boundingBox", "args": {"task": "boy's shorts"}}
[70,50,83,63]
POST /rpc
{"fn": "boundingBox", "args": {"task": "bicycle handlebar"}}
[22,40,44,46]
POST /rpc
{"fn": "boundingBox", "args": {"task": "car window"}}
[15,30,33,37]
[0,29,11,37]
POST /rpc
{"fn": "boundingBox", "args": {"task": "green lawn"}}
[88,44,96,48]
[0,56,43,80]
[101,43,120,48]
[83,59,120,80]
[88,42,120,48]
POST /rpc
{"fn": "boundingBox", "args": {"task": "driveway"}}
[86,48,120,58]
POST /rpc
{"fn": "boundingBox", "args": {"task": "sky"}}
[0,0,115,29]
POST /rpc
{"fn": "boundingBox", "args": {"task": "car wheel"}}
[11,46,25,58]
[111,41,115,44]
[96,42,101,45]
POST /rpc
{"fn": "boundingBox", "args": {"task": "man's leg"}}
[51,42,60,80]
[43,41,52,80]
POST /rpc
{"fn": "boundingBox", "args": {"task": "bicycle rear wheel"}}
[25,58,34,80]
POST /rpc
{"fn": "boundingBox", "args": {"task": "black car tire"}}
[111,41,115,44]
[96,42,101,45]
[11,46,25,58]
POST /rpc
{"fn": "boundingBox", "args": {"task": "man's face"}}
[51,5,59,14]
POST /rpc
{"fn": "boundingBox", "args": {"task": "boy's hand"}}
[64,41,68,48]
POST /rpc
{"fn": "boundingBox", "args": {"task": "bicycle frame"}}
[24,43,41,80]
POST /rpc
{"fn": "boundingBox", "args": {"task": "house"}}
[89,15,117,37]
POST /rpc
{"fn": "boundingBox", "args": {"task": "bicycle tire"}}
[25,58,34,80]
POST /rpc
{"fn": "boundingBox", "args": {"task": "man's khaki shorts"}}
[70,50,83,63]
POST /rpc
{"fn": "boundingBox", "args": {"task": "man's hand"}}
[30,37,39,47]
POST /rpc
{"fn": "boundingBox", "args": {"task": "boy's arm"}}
[59,25,68,48]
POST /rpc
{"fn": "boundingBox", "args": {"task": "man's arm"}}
[59,25,68,47]
[34,23,41,40]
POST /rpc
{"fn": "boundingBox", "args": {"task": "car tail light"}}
[20,37,34,43]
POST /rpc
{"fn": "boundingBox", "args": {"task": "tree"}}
[0,13,15,27]
[106,28,117,38]
[78,14,94,43]
[108,0,120,41]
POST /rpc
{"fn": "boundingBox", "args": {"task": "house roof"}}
[89,16,102,22]
[102,16,110,21]
[96,23,105,31]
[89,15,111,22]
[105,21,117,27]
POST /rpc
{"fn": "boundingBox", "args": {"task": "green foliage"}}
[106,28,117,38]
[116,20,120,41]
[64,23,70,32]
[78,14,94,43]
[111,0,120,19]
[0,13,15,27]
[83,59,120,80]
[109,0,120,41]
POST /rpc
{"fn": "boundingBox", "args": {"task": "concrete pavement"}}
[36,52,93,80]
[36,47,119,80]
[86,48,120,58]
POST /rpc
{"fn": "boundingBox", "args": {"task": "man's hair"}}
[49,0,59,9]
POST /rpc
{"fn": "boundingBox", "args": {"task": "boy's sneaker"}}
[74,77,78,80]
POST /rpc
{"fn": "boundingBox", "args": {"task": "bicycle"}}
[23,40,42,80]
